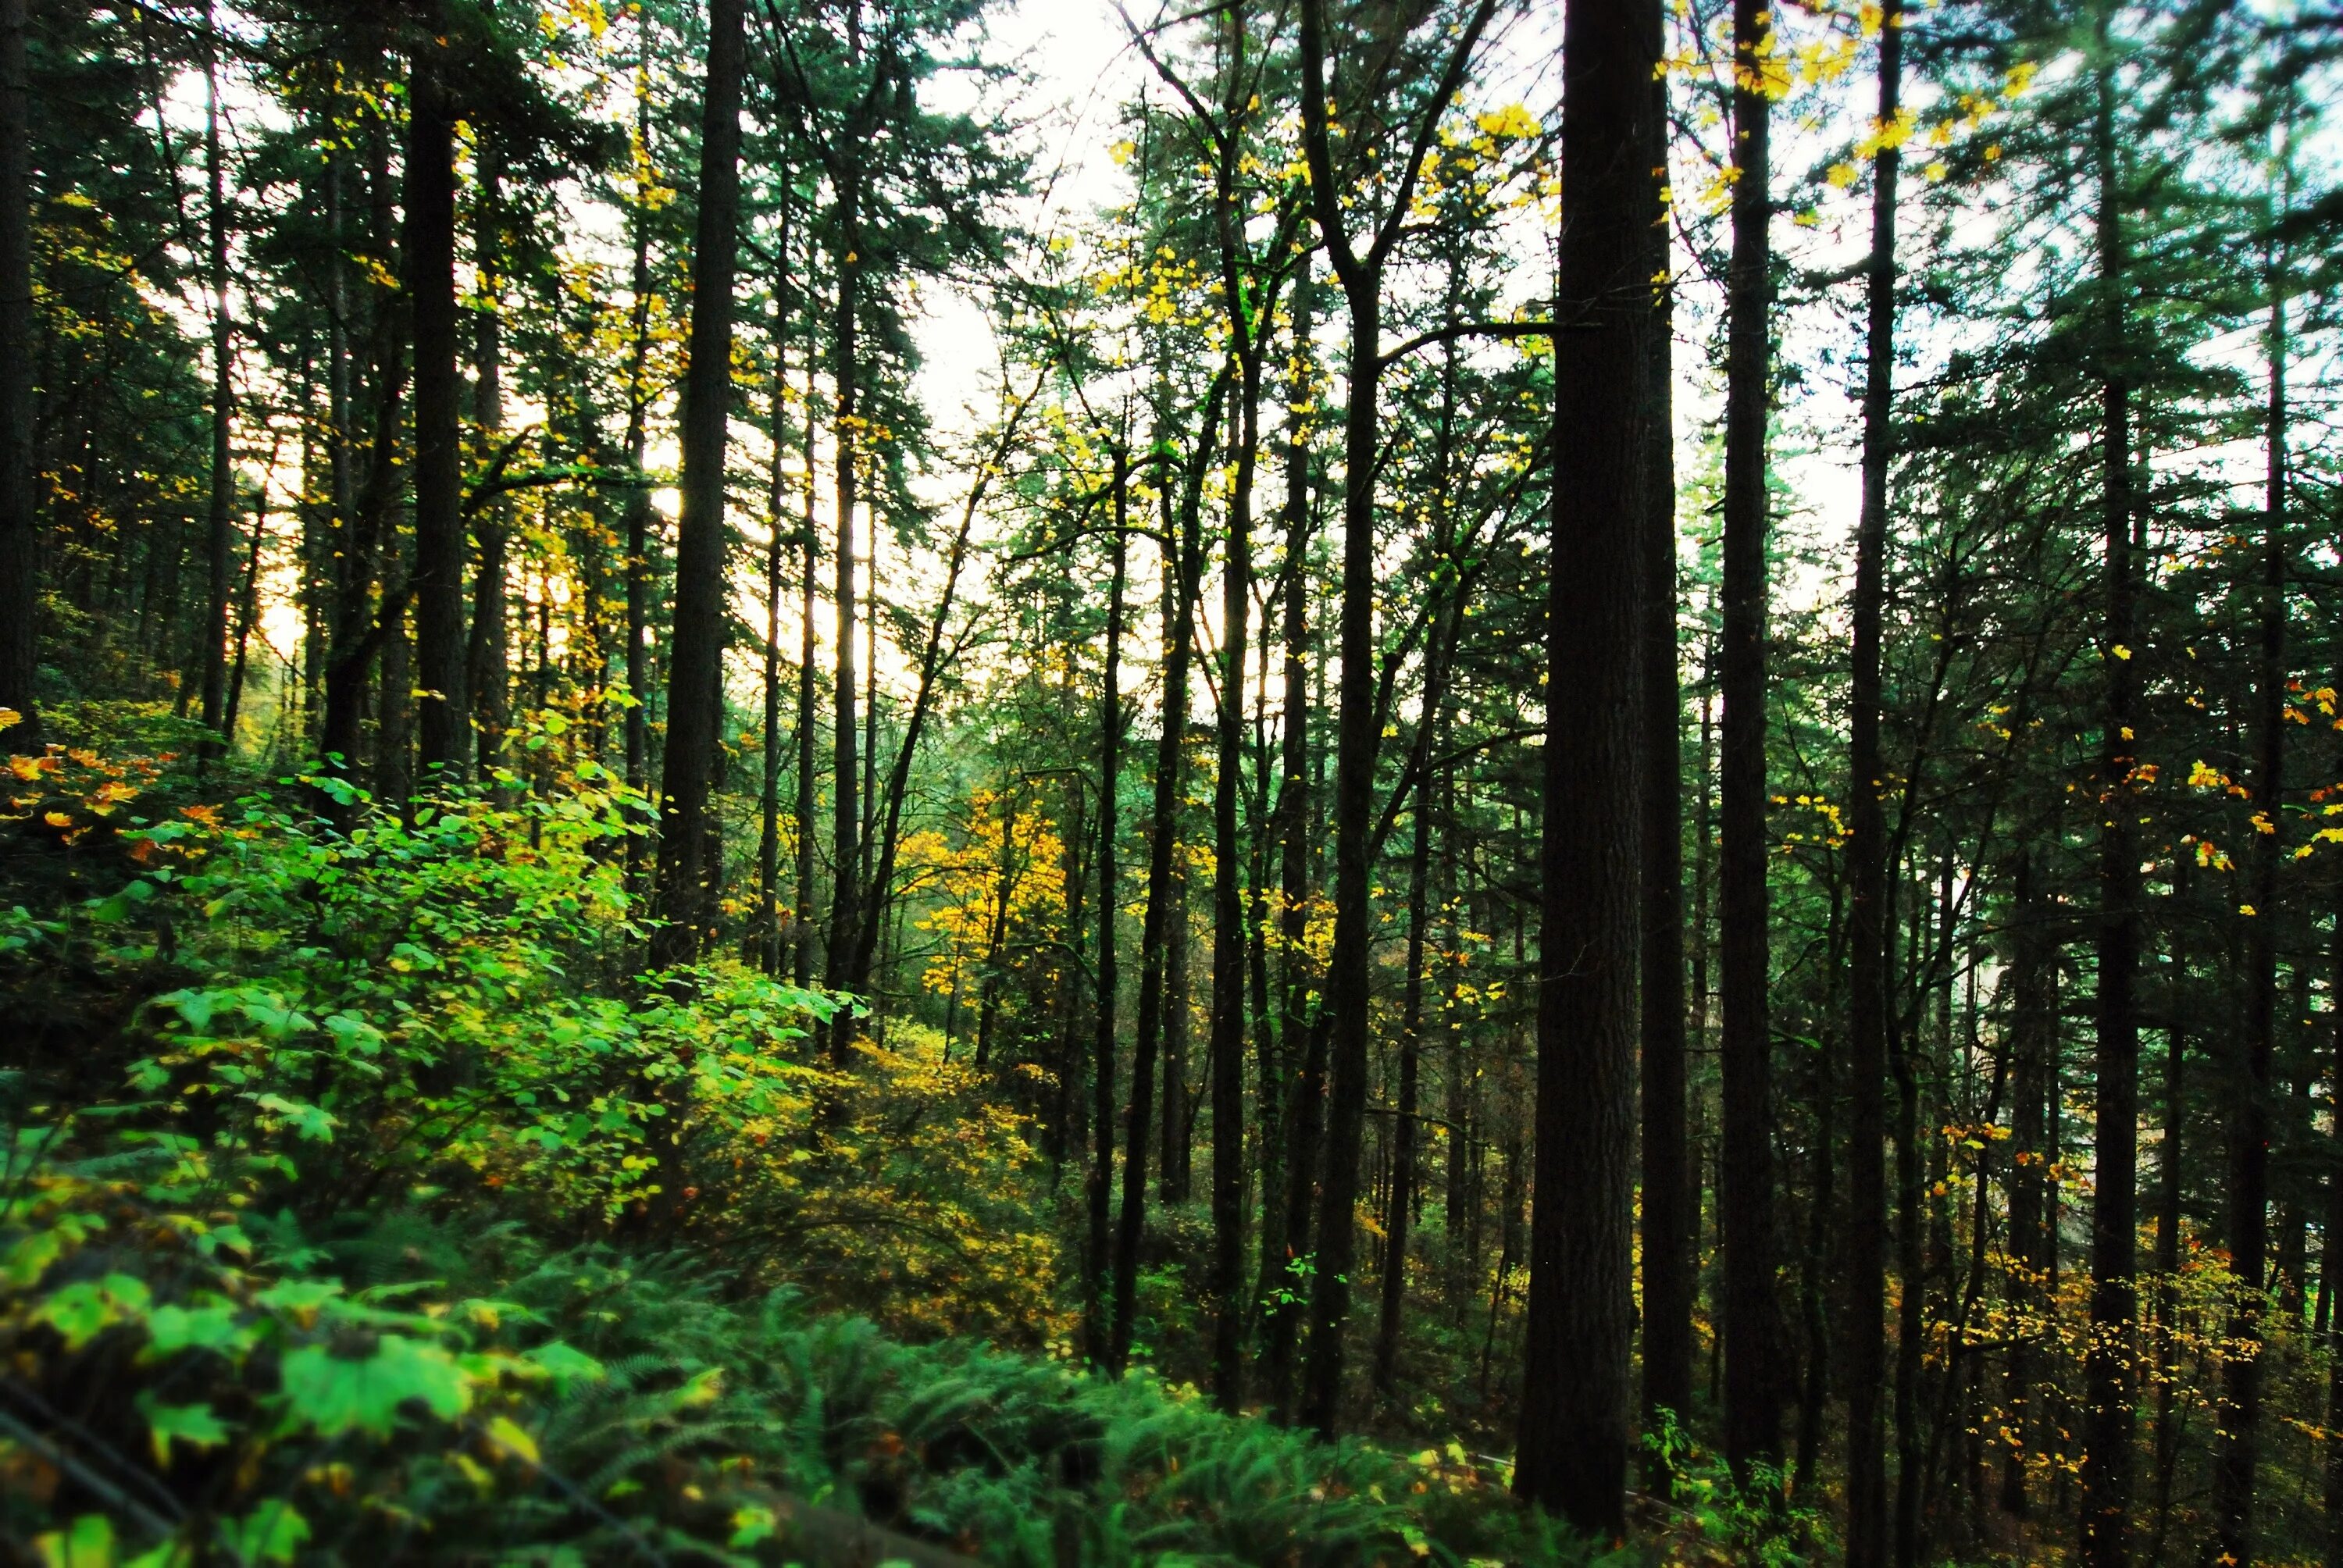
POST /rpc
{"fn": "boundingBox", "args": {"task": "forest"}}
[2,0,2340,1562]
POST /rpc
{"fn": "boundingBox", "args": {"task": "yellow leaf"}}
[485,1416,539,1466]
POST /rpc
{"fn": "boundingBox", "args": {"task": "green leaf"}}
[217,1504,308,1566]
[277,1333,471,1437]
[5,1226,63,1288]
[141,1397,231,1464]
[34,1514,116,1568]
[36,1274,152,1349]
[521,1339,605,1393]
[144,1301,246,1358]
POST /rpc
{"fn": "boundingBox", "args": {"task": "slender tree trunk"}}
[2210,229,2288,1568]
[1123,441,1193,1363]
[1208,342,1259,1411]
[647,0,744,971]
[221,462,269,747]
[405,27,468,783]
[1374,726,1435,1398]
[1087,452,1127,1368]
[1261,270,1317,1412]
[1637,0,1692,1464]
[2147,860,2186,1556]
[469,144,510,780]
[1512,0,1653,1529]
[1892,875,1924,1566]
[1844,7,1902,1556]
[1719,0,1784,1485]
[759,226,790,975]
[2327,843,2343,1558]
[1293,0,1497,1434]
[1157,435,1197,1206]
[2080,39,2138,1566]
[825,15,865,1030]
[622,51,655,893]
[0,0,37,747]
[794,269,819,988]
[195,6,235,747]
[2002,857,2055,1519]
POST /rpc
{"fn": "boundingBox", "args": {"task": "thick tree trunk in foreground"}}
[1512,0,1653,1531]
[1843,5,1902,1559]
[1718,0,1784,1486]
[649,0,744,971]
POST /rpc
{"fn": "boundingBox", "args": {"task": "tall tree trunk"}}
[794,265,819,988]
[1719,0,1784,1484]
[2002,857,2055,1520]
[221,458,269,747]
[1207,344,1258,1410]
[194,5,234,747]
[1512,0,1653,1530]
[1087,451,1127,1368]
[1157,429,1198,1206]
[0,0,37,747]
[2079,37,2138,1566]
[468,143,510,780]
[1374,721,1435,1398]
[1637,0,1692,1466]
[1892,874,1923,1566]
[1844,5,1902,1556]
[2147,860,2186,1556]
[824,12,865,1035]
[405,27,467,783]
[2211,224,2288,1568]
[1123,439,1193,1363]
[2327,842,2343,1559]
[759,224,790,974]
[1260,269,1317,1413]
[622,48,655,893]
[1294,0,1496,1434]
[647,0,744,971]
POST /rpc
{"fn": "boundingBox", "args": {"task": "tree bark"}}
[1844,5,1901,1557]
[1719,0,1784,1485]
[1512,0,1653,1530]
[648,0,744,971]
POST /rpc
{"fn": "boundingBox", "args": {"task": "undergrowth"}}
[0,713,1788,1565]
